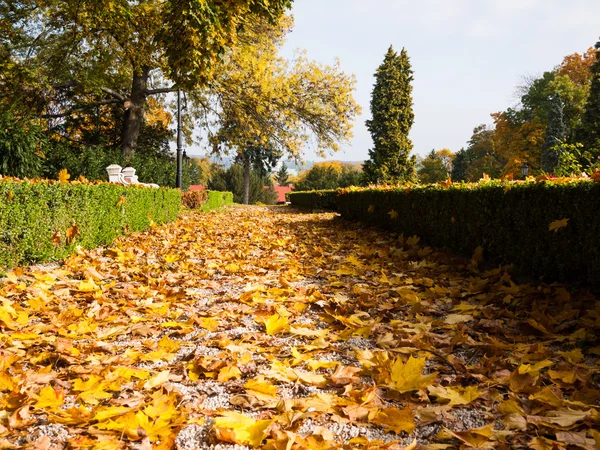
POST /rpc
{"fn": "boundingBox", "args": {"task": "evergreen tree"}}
[541,94,566,173]
[276,163,290,185]
[580,39,600,154]
[363,46,416,185]
[450,148,470,182]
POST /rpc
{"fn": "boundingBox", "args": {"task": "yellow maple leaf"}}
[214,411,273,447]
[218,365,242,382]
[143,370,170,389]
[518,360,554,375]
[78,278,99,292]
[444,424,493,447]
[93,406,131,422]
[197,317,219,332]
[369,407,415,434]
[427,385,483,406]
[368,204,375,213]
[388,209,399,219]
[35,386,65,409]
[244,376,279,400]
[388,356,438,393]
[58,168,70,184]
[549,218,569,232]
[263,313,289,335]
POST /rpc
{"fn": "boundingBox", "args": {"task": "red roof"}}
[188,185,206,191]
[273,185,294,203]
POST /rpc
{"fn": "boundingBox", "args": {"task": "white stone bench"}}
[106,165,159,188]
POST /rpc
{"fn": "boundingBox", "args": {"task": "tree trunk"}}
[243,153,251,205]
[122,66,150,159]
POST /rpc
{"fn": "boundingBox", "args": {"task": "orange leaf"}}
[58,169,70,184]
[66,222,80,244]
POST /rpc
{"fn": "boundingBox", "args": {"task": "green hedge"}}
[290,180,600,286]
[0,179,181,269]
[202,191,234,211]
[286,190,338,210]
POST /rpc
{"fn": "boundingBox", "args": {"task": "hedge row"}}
[0,179,181,269]
[289,180,600,286]
[285,190,338,210]
[202,191,234,211]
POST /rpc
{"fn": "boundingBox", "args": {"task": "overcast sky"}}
[280,0,600,162]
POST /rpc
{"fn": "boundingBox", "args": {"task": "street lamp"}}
[521,161,529,178]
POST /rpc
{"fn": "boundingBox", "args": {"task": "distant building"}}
[272,184,294,203]
[188,185,206,191]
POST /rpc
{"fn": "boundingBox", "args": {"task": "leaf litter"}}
[0,205,599,449]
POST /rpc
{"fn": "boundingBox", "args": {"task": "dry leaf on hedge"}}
[549,218,569,232]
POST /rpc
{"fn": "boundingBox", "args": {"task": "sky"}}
[279,0,600,163]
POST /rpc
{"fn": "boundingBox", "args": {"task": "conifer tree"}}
[541,94,566,173]
[276,163,290,185]
[363,46,416,184]
[580,39,600,154]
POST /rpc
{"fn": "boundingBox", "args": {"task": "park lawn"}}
[0,205,598,449]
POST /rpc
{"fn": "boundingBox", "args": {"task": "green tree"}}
[295,161,362,191]
[276,163,290,185]
[450,148,470,182]
[417,149,454,184]
[0,112,45,178]
[580,38,600,154]
[541,94,566,173]
[451,125,503,181]
[208,164,276,204]
[363,46,416,185]
[2,0,293,157]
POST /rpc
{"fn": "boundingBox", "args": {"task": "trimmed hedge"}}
[286,190,338,210]
[289,180,600,286]
[0,179,181,269]
[202,191,234,211]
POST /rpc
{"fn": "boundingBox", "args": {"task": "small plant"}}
[182,190,208,209]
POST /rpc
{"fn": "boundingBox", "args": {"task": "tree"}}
[2,0,293,157]
[208,16,360,204]
[492,111,545,176]
[276,163,290,185]
[208,164,276,205]
[417,149,454,184]
[580,38,600,154]
[541,94,566,173]
[363,46,416,185]
[450,148,470,182]
[454,125,504,181]
[295,162,362,191]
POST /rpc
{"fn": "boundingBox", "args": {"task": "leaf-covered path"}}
[1,206,599,449]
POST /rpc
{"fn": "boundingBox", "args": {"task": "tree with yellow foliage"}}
[207,16,360,203]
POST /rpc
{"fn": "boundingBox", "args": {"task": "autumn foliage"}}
[0,206,598,448]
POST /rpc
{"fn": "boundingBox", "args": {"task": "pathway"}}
[0,206,598,449]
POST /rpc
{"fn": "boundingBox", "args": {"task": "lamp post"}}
[176,88,183,189]
[521,161,529,179]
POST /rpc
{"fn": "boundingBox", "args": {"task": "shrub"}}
[0,177,181,269]
[202,191,234,211]
[287,190,338,210]
[182,190,209,209]
[289,179,600,286]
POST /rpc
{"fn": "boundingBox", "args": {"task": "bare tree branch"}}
[100,87,127,101]
[40,98,121,118]
[146,86,178,95]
